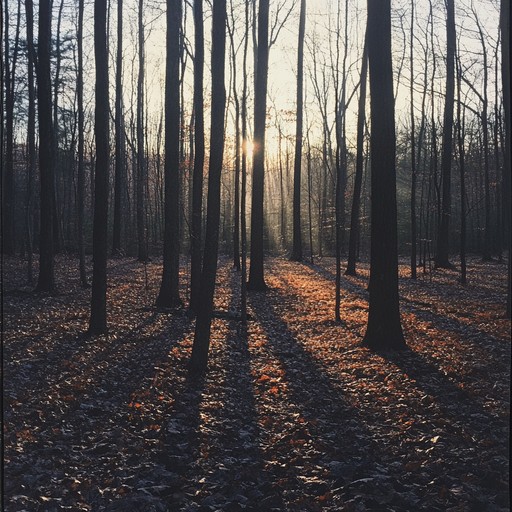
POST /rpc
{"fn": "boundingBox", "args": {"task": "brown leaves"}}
[3,255,510,511]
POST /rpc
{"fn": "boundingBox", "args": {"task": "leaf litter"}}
[3,254,510,511]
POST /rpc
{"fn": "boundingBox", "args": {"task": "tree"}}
[189,0,227,374]
[190,0,205,311]
[434,0,455,269]
[290,0,306,262]
[156,0,182,308]
[88,0,110,334]
[248,0,270,291]
[136,0,148,263]
[36,0,56,293]
[501,0,511,317]
[25,0,36,284]
[112,0,125,256]
[77,0,88,287]
[409,0,417,279]
[3,0,21,255]
[362,0,406,351]
[345,33,368,277]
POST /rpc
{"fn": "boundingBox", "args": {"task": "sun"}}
[243,139,254,158]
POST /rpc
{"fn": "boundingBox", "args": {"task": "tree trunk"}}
[88,0,110,334]
[363,0,406,351]
[77,0,88,287]
[25,0,36,284]
[189,0,205,311]
[136,0,148,262]
[36,0,56,293]
[500,0,511,317]
[112,0,124,255]
[247,0,270,291]
[410,1,417,279]
[456,56,467,285]
[3,0,20,255]
[435,0,455,268]
[346,35,368,276]
[290,0,306,262]
[156,0,182,308]
[189,0,227,374]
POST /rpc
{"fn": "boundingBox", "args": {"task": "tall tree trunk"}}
[290,0,306,262]
[247,0,270,291]
[3,0,20,255]
[240,0,250,325]
[346,35,368,276]
[25,0,36,284]
[156,0,182,308]
[228,0,241,271]
[190,0,205,311]
[52,0,65,254]
[435,0,455,268]
[410,0,417,279]
[456,56,467,285]
[112,0,124,255]
[77,0,88,286]
[88,0,110,334]
[36,0,56,292]
[363,0,406,351]
[189,0,227,374]
[136,0,148,262]
[500,0,511,318]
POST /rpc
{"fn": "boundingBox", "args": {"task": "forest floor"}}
[3,254,510,512]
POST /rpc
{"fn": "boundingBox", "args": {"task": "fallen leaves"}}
[2,254,510,511]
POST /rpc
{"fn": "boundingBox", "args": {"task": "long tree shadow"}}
[248,287,413,510]
[188,268,272,510]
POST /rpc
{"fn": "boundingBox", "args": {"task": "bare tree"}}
[189,0,227,374]
[190,0,205,311]
[247,0,270,291]
[363,0,406,351]
[290,0,306,262]
[112,0,125,256]
[88,0,110,334]
[435,0,455,268]
[36,0,56,293]
[156,0,182,308]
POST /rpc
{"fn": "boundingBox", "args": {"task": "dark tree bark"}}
[36,0,56,293]
[156,0,182,308]
[189,0,227,374]
[456,56,467,285]
[501,0,511,317]
[346,35,368,277]
[136,0,148,262]
[435,0,455,269]
[290,0,306,262]
[247,0,270,291]
[77,0,88,287]
[3,0,20,255]
[189,0,205,311]
[112,0,125,255]
[52,0,65,254]
[25,0,36,284]
[88,0,110,334]
[228,0,241,271]
[410,1,417,279]
[240,0,250,325]
[363,0,406,351]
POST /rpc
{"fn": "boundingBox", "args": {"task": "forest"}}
[2,0,511,510]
